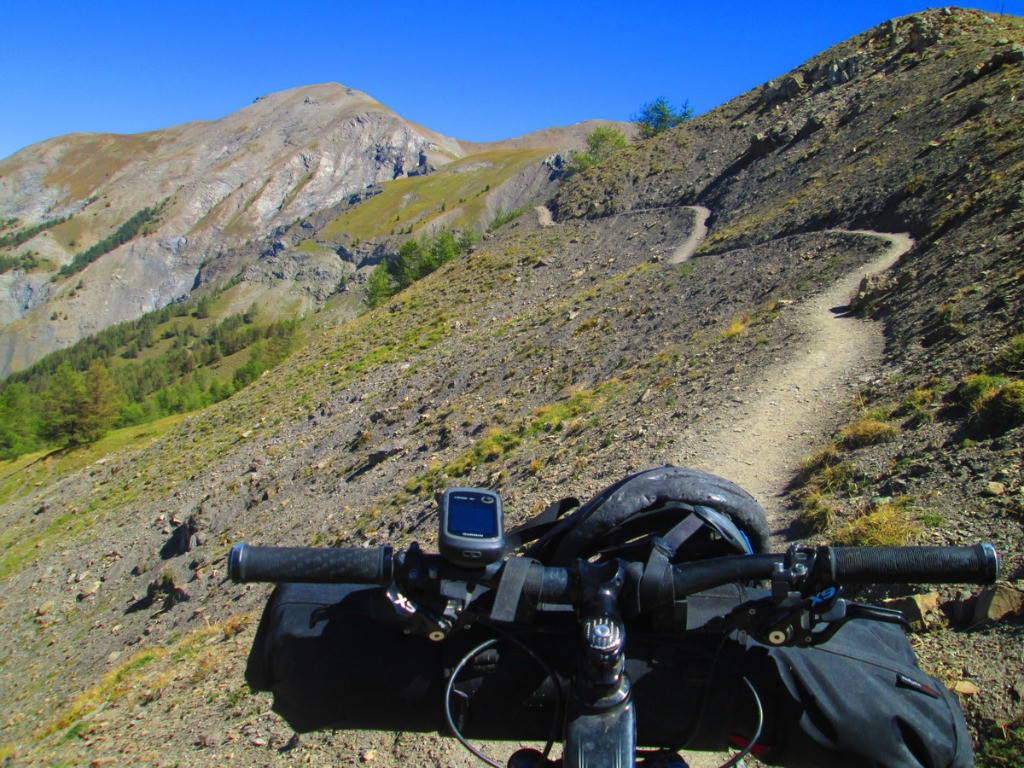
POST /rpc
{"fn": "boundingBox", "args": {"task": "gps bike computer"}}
[439,488,505,568]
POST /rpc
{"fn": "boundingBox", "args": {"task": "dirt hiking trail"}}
[669,206,711,264]
[669,228,913,768]
[675,231,914,539]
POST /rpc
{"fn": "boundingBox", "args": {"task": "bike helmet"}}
[517,465,769,566]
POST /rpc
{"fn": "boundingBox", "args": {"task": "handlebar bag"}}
[244,579,736,740]
[693,619,974,767]
[245,581,447,734]
[245,580,588,737]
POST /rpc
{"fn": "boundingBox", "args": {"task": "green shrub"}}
[633,97,693,138]
[978,380,1024,432]
[956,374,1007,414]
[487,208,525,231]
[566,126,628,173]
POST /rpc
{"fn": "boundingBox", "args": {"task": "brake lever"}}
[731,544,913,647]
[845,602,911,628]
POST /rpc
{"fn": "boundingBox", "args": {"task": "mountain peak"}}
[0,82,600,375]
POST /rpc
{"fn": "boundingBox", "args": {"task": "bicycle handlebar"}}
[229,540,999,768]
[665,544,999,596]
[229,542,999,598]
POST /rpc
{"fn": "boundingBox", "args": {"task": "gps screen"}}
[446,493,499,538]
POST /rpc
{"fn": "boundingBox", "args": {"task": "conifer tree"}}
[81,360,120,441]
[0,383,37,458]
[40,360,120,447]
[40,362,89,446]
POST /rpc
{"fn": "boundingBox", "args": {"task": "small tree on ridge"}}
[567,126,628,172]
[633,97,693,138]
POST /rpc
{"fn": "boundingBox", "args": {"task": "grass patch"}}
[405,381,625,489]
[295,238,327,254]
[322,149,547,240]
[721,315,752,339]
[994,334,1024,376]
[487,207,525,232]
[896,383,941,424]
[445,427,522,477]
[979,380,1024,432]
[978,720,1024,767]
[817,460,862,496]
[797,489,837,532]
[33,614,251,745]
[403,462,448,498]
[832,498,921,546]
[838,416,900,448]
[956,374,1008,414]
[794,444,842,488]
[38,649,162,738]
[955,374,1024,433]
[42,132,168,201]
[0,415,185,582]
[791,405,902,537]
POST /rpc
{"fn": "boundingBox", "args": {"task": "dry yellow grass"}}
[832,500,921,546]
[838,416,899,448]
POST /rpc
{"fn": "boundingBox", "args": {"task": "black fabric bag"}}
[245,582,445,734]
[245,580,734,742]
[245,583,972,766]
[692,619,974,767]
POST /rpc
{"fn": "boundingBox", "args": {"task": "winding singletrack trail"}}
[675,231,914,538]
[532,206,911,538]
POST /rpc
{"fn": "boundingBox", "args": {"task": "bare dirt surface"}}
[3,201,1016,768]
[669,207,710,265]
[676,231,914,538]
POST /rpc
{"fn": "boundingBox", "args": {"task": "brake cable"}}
[719,676,763,768]
[445,633,564,767]
[639,633,765,768]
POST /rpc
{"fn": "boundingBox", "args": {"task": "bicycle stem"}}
[564,559,636,768]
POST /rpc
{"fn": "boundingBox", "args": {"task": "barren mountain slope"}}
[0,7,1023,767]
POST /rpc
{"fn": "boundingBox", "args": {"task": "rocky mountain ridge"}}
[0,83,608,376]
[0,7,1023,766]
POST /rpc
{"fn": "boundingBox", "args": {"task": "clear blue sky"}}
[1,1,1018,161]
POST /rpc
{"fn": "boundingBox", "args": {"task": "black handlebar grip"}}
[829,544,999,585]
[228,543,393,584]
